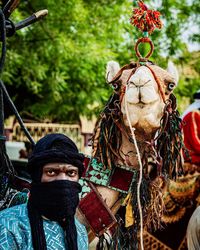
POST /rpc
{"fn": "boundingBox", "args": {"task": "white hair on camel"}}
[167,61,179,85]
[106,61,120,82]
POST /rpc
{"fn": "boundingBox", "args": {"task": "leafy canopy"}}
[1,0,199,122]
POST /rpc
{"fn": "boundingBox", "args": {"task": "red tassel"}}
[130,1,163,34]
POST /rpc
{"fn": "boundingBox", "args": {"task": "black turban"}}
[27,133,85,182]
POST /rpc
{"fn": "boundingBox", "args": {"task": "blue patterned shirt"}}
[0,204,88,250]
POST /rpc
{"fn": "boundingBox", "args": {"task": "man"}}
[182,91,200,249]
[0,133,88,249]
[182,89,200,118]
[182,89,200,164]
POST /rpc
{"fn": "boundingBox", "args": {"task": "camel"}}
[77,59,186,249]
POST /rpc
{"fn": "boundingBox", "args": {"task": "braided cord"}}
[124,85,144,250]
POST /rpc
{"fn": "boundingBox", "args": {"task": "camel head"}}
[92,60,182,173]
[106,61,178,134]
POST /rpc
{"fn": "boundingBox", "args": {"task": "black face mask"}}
[29,180,82,222]
[28,180,82,250]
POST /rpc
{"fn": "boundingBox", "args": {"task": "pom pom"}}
[130,0,163,34]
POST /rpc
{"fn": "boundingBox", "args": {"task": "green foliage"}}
[0,0,199,122]
[174,50,200,113]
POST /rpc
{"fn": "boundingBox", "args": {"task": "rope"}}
[0,79,35,145]
[0,87,4,136]
[0,9,6,136]
[145,65,166,103]
[0,9,6,74]
[0,9,35,146]
[124,84,144,250]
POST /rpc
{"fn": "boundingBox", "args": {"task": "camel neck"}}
[119,130,156,169]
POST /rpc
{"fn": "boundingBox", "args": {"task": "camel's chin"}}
[122,98,164,111]
[137,103,146,109]
[124,120,160,133]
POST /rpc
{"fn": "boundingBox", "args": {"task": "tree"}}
[1,0,199,122]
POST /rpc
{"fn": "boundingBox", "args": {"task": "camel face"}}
[106,62,177,133]
[121,66,164,132]
[125,66,159,105]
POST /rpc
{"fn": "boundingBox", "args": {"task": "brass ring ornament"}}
[135,37,154,60]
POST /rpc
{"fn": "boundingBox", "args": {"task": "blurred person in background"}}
[182,89,200,165]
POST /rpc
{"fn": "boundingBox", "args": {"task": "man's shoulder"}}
[183,109,200,119]
[0,203,27,223]
[75,218,88,249]
[75,218,87,233]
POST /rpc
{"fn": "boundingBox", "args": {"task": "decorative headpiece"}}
[130,0,163,60]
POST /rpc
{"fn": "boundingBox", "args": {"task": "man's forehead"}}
[43,163,78,169]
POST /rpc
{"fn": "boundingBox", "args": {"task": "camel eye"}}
[111,81,121,91]
[112,83,119,90]
[168,82,175,91]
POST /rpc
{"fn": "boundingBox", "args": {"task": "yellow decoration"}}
[122,193,134,227]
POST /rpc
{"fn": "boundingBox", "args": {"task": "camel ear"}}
[167,61,179,85]
[106,61,120,82]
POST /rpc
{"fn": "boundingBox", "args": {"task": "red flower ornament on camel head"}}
[130,0,163,60]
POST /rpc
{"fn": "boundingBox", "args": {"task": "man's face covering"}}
[29,179,82,223]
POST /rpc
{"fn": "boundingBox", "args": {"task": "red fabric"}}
[79,186,116,235]
[109,167,134,192]
[182,111,200,164]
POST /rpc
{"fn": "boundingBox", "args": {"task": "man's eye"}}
[68,171,77,177]
[47,170,56,176]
